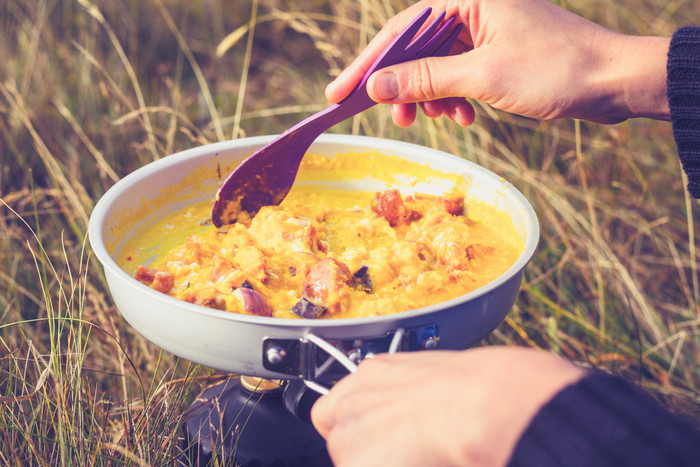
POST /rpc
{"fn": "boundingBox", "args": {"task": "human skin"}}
[311,347,584,467]
[314,1,673,465]
[325,0,671,127]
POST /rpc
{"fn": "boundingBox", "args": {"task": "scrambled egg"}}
[120,153,523,320]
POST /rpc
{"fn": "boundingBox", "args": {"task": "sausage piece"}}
[134,265,174,293]
[302,257,352,315]
[466,244,496,260]
[371,189,421,226]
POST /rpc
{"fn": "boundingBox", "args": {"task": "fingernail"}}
[374,72,399,101]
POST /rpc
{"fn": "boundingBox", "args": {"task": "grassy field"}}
[1,0,699,464]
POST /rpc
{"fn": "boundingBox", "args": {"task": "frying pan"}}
[88,134,539,383]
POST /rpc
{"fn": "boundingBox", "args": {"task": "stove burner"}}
[179,377,331,466]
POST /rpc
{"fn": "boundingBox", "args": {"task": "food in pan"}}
[120,152,524,320]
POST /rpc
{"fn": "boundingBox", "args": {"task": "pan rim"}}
[88,133,539,330]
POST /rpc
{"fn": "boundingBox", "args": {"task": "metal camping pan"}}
[88,134,539,383]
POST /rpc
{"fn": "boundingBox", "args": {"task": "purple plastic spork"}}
[211,8,462,226]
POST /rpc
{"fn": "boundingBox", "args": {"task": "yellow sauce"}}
[118,152,523,320]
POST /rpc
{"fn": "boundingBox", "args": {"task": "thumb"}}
[366,52,489,104]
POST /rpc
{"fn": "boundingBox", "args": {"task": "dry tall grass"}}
[1,0,698,464]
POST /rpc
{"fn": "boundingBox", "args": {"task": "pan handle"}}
[262,324,440,391]
[299,329,410,395]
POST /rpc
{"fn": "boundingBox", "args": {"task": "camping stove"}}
[179,376,330,466]
[177,330,425,466]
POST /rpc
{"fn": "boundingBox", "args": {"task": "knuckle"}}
[408,59,438,100]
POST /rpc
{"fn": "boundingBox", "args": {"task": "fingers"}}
[421,97,475,126]
[446,97,476,126]
[325,0,460,103]
[325,2,433,103]
[324,37,394,103]
[390,103,417,127]
[367,52,480,104]
[389,97,475,127]
[366,53,479,126]
[311,354,396,436]
[325,1,476,127]
[310,354,435,467]
[310,378,345,438]
[322,397,430,467]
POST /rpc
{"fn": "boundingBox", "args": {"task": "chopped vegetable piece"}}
[352,265,373,293]
[290,297,326,319]
[233,288,272,317]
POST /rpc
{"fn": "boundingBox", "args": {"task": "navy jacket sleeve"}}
[668,26,700,198]
[508,373,700,466]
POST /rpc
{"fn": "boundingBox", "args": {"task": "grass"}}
[1,0,699,464]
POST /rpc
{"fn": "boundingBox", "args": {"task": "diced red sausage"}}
[134,265,174,293]
[411,193,464,215]
[211,256,234,282]
[442,196,464,215]
[302,257,351,315]
[466,244,495,260]
[371,189,421,226]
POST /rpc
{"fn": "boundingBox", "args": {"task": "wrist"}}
[598,34,671,122]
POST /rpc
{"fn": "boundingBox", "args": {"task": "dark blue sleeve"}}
[668,26,700,198]
[508,373,700,467]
